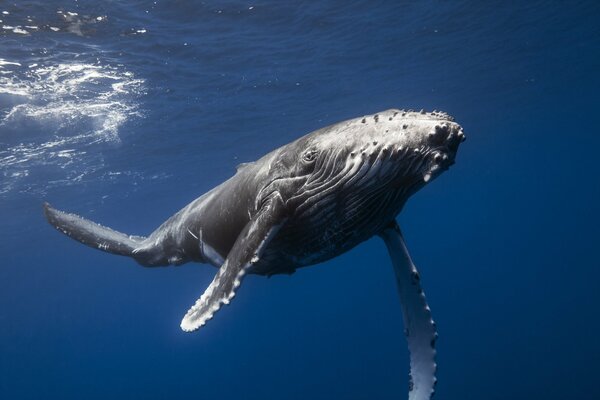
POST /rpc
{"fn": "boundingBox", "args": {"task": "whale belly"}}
[253,187,405,276]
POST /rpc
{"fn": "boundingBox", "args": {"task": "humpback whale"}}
[44,109,464,400]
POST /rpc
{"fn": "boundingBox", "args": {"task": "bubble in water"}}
[0,60,146,195]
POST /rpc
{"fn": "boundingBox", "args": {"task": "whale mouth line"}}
[325,142,453,191]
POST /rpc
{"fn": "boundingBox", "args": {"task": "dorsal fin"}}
[236,162,253,172]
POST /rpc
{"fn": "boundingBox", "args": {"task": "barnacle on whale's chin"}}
[421,120,465,183]
[422,150,449,183]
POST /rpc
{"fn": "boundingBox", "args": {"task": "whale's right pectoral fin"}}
[180,194,287,332]
[379,221,437,400]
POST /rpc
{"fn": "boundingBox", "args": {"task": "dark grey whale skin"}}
[44,109,464,277]
[44,109,464,399]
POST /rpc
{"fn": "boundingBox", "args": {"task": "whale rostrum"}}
[44,109,464,400]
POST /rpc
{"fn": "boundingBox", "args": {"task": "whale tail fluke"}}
[43,202,145,258]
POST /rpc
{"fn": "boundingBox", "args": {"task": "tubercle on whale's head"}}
[380,109,465,185]
[260,109,465,211]
[305,109,464,183]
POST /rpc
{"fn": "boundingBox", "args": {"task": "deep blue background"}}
[1,1,599,399]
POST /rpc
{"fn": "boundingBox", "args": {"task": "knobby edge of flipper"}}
[180,194,287,332]
[379,221,437,400]
[43,202,145,258]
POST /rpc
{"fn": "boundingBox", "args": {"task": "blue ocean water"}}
[1,1,599,399]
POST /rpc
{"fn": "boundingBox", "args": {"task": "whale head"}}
[294,109,463,190]
[258,109,464,224]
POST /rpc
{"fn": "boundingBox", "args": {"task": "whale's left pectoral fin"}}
[180,195,287,332]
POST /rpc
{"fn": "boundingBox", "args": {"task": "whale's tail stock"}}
[43,202,147,261]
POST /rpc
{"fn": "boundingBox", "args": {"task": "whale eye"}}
[303,149,318,163]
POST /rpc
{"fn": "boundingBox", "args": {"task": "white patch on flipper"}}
[180,216,285,333]
[195,228,225,267]
[202,243,225,267]
[180,262,250,332]
[380,226,437,400]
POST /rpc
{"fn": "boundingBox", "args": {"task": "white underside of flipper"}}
[180,194,287,332]
[380,223,437,400]
[180,259,249,331]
